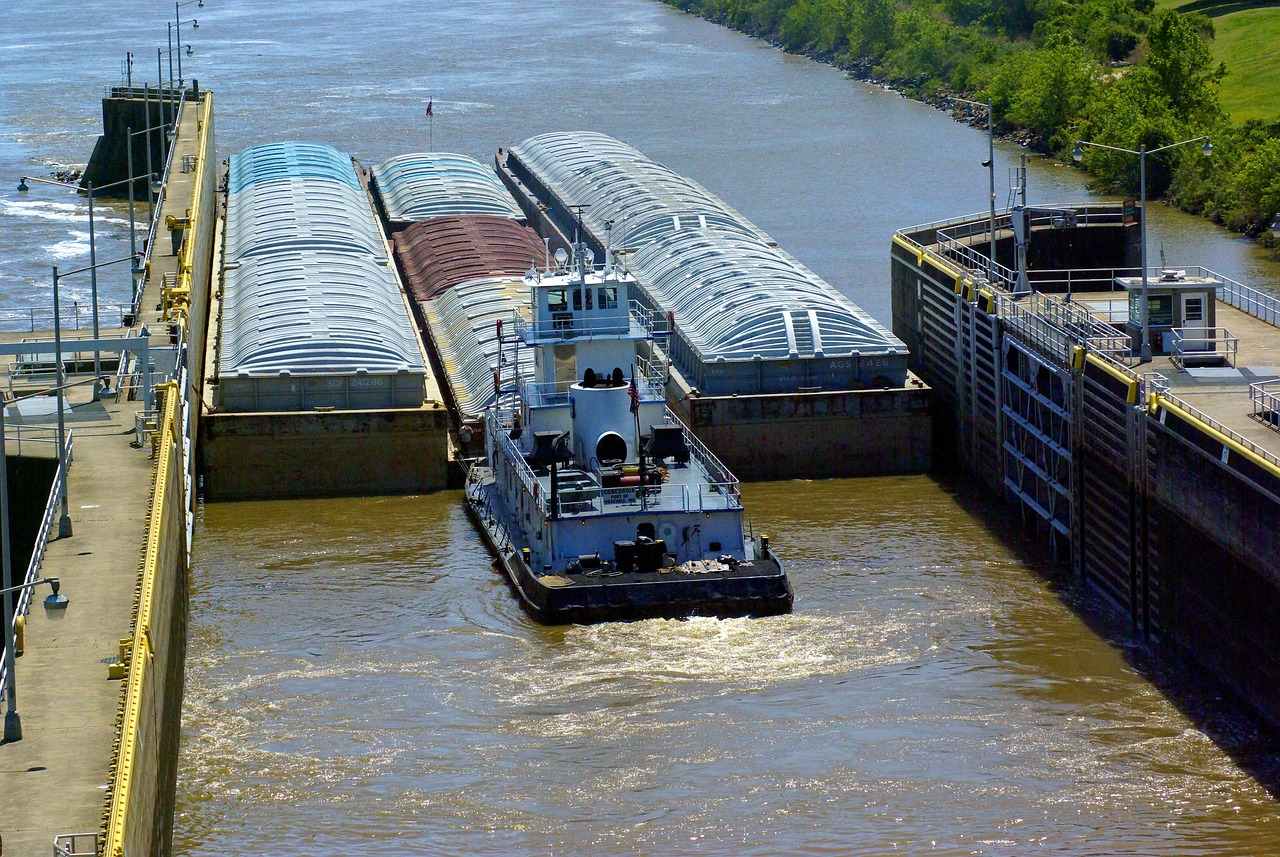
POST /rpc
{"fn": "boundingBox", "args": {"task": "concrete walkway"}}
[0,389,153,856]
[0,94,202,857]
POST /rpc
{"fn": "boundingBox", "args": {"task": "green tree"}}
[1142,9,1225,123]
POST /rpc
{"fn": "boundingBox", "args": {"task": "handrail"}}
[1158,392,1280,473]
[0,304,134,334]
[0,429,72,705]
[133,95,186,319]
[514,300,670,344]
[522,373,665,408]
[1251,380,1280,432]
[53,831,99,857]
[1169,326,1238,369]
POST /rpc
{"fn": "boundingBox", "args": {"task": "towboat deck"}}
[466,465,790,623]
[536,460,743,517]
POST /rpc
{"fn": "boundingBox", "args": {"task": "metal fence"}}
[0,304,134,334]
[1161,392,1280,472]
[53,831,99,857]
[0,429,72,706]
[1252,380,1280,432]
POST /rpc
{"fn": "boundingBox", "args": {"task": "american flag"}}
[426,99,433,118]
[629,373,639,414]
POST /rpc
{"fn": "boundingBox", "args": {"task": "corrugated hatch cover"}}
[395,216,545,302]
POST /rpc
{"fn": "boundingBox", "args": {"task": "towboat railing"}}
[659,407,736,486]
[514,301,671,344]
[486,408,542,500]
[523,380,573,408]
[522,372,666,409]
[485,406,743,517]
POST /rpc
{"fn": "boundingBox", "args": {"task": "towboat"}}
[464,240,791,624]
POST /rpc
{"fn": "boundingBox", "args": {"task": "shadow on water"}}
[934,468,1280,802]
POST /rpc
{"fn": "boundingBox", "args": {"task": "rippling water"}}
[181,483,1280,855]
[7,0,1280,852]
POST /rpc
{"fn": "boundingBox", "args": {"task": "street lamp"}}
[46,254,141,540]
[951,96,998,281]
[0,572,68,742]
[1073,136,1213,362]
[127,124,168,251]
[165,23,197,86]
[18,174,147,396]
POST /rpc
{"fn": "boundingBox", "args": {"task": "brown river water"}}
[5,0,1280,853]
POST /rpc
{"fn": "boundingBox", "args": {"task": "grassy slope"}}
[1155,0,1280,122]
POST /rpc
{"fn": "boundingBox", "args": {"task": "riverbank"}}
[663,0,1280,254]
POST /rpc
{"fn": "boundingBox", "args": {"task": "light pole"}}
[166,24,196,85]
[1,572,68,742]
[19,175,148,396]
[175,0,205,59]
[951,96,998,280]
[1073,136,1213,362]
[47,254,140,539]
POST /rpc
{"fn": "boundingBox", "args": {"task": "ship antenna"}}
[604,219,614,272]
[543,236,551,274]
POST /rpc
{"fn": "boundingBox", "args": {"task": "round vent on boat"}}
[596,431,627,465]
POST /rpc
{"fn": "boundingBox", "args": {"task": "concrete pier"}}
[0,88,209,856]
[891,205,1280,732]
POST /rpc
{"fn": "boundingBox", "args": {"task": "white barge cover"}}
[507,132,908,395]
[373,153,525,223]
[217,142,426,412]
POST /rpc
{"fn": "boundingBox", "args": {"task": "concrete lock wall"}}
[102,383,189,857]
[1147,407,1280,728]
[178,93,217,393]
[891,219,1280,733]
[83,88,191,192]
[200,406,450,500]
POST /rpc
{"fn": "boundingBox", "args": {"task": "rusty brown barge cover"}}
[394,215,546,302]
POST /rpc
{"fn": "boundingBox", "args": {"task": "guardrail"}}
[522,373,665,408]
[514,300,670,344]
[1160,392,1280,473]
[1170,326,1238,369]
[133,94,186,320]
[0,430,72,707]
[53,831,99,857]
[1251,380,1280,431]
[1,423,59,456]
[0,304,133,334]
